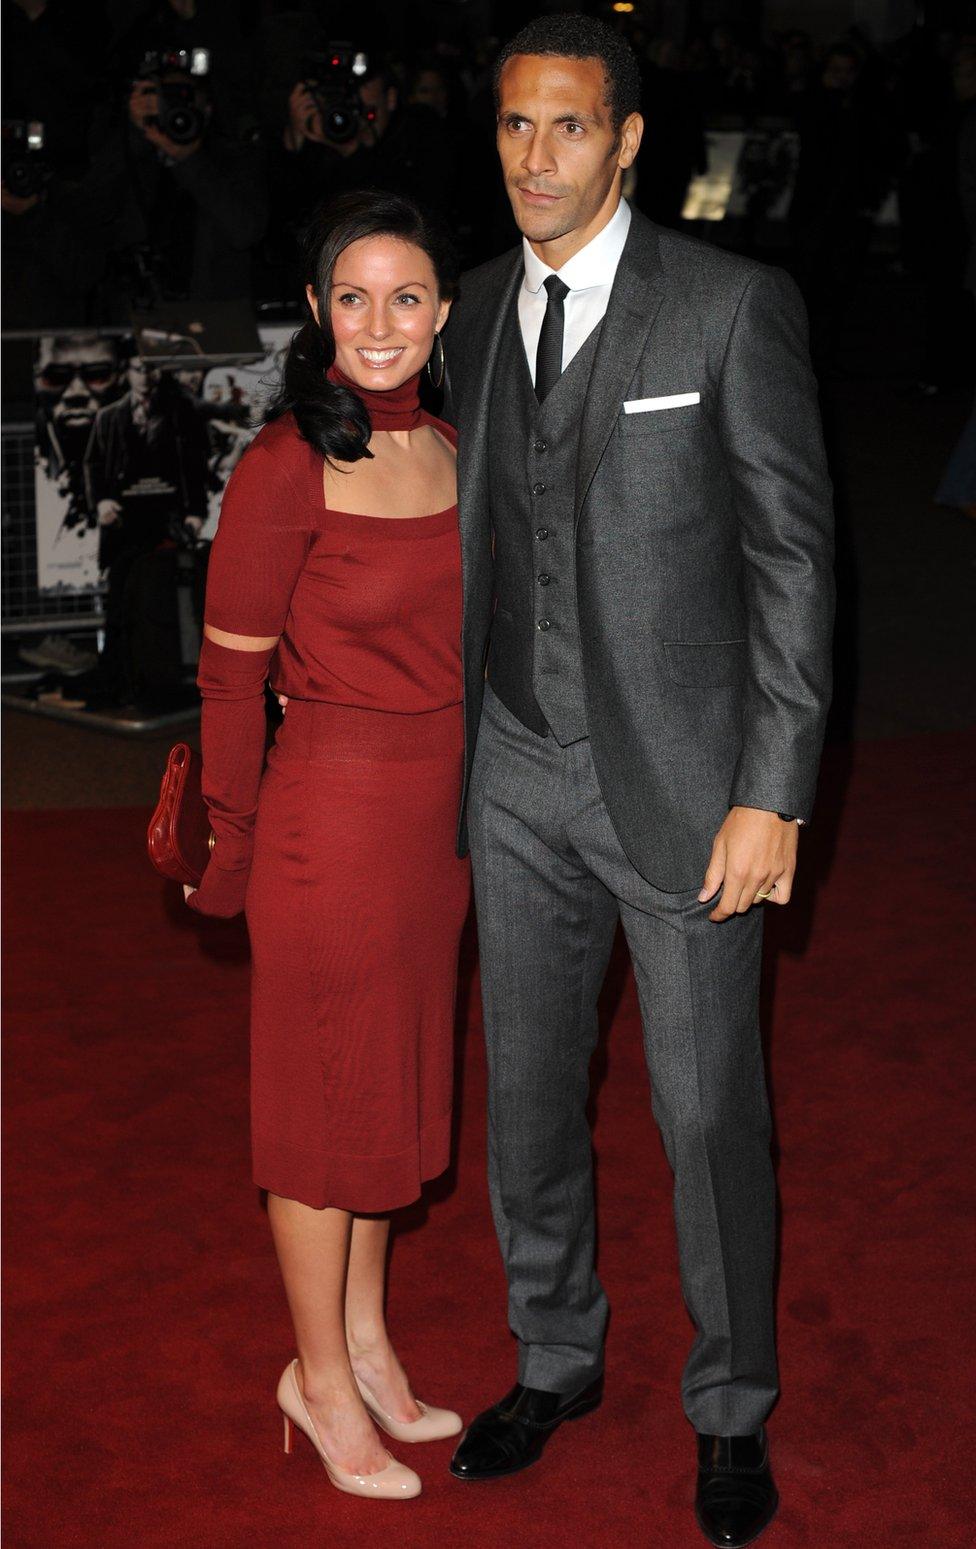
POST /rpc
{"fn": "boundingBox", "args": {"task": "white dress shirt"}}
[518,197,632,385]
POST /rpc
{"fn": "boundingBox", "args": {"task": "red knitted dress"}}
[188,370,470,1211]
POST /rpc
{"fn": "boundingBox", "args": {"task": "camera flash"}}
[190,48,210,76]
[27,121,45,150]
[352,51,368,77]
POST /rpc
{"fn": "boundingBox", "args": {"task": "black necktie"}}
[534,274,569,403]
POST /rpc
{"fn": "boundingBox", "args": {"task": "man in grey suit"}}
[444,17,834,1545]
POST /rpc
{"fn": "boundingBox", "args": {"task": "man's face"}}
[410,69,449,118]
[174,367,204,397]
[35,338,121,431]
[128,359,160,398]
[952,48,976,103]
[357,75,396,144]
[496,54,640,252]
[822,52,858,93]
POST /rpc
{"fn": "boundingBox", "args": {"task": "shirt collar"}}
[521,197,632,296]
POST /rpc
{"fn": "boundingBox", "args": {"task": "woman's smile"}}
[356,346,407,367]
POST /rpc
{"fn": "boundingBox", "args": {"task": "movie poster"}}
[32,324,293,591]
[33,332,126,594]
[196,323,295,537]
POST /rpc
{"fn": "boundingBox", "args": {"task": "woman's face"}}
[307,235,450,392]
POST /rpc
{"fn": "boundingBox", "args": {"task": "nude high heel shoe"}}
[277,1360,421,1500]
[354,1373,463,1443]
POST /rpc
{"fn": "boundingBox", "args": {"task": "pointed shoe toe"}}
[695,1491,779,1549]
[277,1360,422,1500]
[355,1375,462,1442]
[449,1428,512,1479]
[695,1430,778,1548]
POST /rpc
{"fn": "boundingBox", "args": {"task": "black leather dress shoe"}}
[449,1378,603,1481]
[695,1429,779,1547]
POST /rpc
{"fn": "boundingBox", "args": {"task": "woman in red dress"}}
[185,191,469,1500]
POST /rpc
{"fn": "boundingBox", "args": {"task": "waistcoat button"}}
[532,482,547,495]
[537,618,552,631]
[538,573,551,586]
[536,527,549,541]
[534,438,547,453]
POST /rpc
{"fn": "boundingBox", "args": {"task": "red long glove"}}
[186,634,275,918]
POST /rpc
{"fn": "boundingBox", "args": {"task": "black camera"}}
[304,44,373,145]
[137,47,211,146]
[2,120,53,199]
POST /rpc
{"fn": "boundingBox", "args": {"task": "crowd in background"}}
[3,0,975,386]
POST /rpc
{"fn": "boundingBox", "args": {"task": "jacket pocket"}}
[663,639,746,686]
[617,402,704,436]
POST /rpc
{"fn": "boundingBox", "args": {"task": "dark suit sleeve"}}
[441,297,469,428]
[440,363,456,428]
[177,399,211,518]
[171,136,269,251]
[717,266,835,821]
[82,413,109,512]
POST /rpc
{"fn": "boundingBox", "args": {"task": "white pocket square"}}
[623,392,701,413]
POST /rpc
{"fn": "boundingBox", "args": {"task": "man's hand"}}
[699,806,798,922]
[97,499,123,526]
[1,184,41,216]
[284,82,326,151]
[129,80,203,162]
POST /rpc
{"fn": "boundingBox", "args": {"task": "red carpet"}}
[3,730,974,1549]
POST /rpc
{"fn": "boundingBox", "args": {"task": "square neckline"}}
[320,418,458,531]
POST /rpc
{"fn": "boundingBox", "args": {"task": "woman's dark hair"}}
[267,189,459,464]
[492,14,642,136]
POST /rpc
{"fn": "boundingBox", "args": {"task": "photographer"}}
[257,46,459,303]
[2,2,116,323]
[101,45,267,310]
[789,39,899,369]
[1,131,114,326]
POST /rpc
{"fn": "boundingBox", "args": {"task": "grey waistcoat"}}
[487,295,602,745]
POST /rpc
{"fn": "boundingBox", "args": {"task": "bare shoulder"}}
[422,412,458,451]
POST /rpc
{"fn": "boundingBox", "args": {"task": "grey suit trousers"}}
[468,686,779,1436]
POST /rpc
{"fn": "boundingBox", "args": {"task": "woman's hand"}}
[182,866,248,918]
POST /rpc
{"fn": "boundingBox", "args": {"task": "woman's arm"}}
[186,434,311,918]
[185,628,278,918]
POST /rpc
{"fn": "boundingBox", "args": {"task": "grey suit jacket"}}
[444,208,834,890]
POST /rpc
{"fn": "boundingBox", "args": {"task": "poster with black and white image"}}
[32,324,294,587]
[33,332,127,594]
[196,323,296,537]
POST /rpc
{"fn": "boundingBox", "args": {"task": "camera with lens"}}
[303,43,372,145]
[2,120,54,199]
[136,47,211,146]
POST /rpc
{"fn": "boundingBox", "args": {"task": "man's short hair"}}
[493,13,642,134]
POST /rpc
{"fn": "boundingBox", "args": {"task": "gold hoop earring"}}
[426,331,445,390]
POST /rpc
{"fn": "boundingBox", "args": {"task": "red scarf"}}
[328,364,423,432]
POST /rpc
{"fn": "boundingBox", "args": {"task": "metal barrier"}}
[2,422,104,636]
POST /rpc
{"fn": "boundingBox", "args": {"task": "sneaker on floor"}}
[19,635,99,675]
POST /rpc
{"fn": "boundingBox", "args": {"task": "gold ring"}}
[755,887,775,901]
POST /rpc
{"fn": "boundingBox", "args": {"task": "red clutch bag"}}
[147,743,213,886]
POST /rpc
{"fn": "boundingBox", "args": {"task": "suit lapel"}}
[453,252,522,542]
[575,211,666,522]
